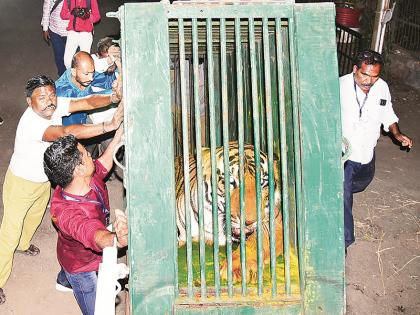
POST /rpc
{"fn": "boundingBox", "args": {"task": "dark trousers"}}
[49,29,67,77]
[343,156,375,248]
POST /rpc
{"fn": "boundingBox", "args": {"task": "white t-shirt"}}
[89,106,117,124]
[88,58,119,124]
[340,73,398,164]
[87,85,117,124]
[9,97,71,182]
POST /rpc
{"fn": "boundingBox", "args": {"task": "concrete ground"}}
[0,1,419,314]
[0,0,125,314]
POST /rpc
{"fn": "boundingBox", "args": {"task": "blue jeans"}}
[62,269,98,315]
[343,156,375,248]
[49,29,67,77]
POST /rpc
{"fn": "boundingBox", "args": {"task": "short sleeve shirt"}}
[340,73,398,164]
[55,69,116,125]
[8,97,71,182]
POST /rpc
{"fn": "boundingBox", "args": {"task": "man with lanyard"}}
[0,75,122,305]
[43,126,128,315]
[340,50,413,253]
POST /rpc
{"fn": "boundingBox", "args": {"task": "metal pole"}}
[371,0,391,53]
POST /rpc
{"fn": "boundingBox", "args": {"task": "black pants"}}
[343,156,375,248]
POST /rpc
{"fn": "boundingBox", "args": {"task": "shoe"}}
[0,288,5,304]
[56,281,73,292]
[16,244,40,256]
[56,270,73,292]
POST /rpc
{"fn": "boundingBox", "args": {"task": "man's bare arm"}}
[93,230,127,249]
[94,210,128,249]
[68,93,120,114]
[42,103,123,142]
[98,102,124,172]
[388,122,413,148]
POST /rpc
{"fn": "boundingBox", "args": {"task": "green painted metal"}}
[256,39,266,151]
[262,17,277,297]
[192,18,207,299]
[121,2,344,314]
[121,3,175,314]
[166,5,294,19]
[287,15,305,300]
[179,19,194,298]
[248,17,264,296]
[283,30,299,257]
[206,17,221,298]
[234,18,248,296]
[275,18,292,295]
[242,44,253,147]
[220,18,234,297]
[294,4,345,314]
[176,303,301,315]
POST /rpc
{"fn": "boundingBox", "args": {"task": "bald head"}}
[71,51,95,69]
[70,52,95,89]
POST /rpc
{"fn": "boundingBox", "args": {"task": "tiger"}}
[175,141,283,282]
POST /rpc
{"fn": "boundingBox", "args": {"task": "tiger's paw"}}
[220,253,254,284]
[220,258,242,283]
[246,259,258,284]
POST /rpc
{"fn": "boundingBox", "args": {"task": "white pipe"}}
[113,141,125,172]
[94,238,129,315]
[378,2,396,53]
[372,0,389,52]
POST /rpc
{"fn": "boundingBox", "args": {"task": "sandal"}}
[16,244,40,256]
[0,288,5,304]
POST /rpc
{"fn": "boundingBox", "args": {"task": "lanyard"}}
[61,184,110,225]
[353,80,369,118]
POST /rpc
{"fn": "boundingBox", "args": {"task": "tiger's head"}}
[226,158,281,241]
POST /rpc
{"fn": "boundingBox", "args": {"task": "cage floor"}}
[177,242,300,295]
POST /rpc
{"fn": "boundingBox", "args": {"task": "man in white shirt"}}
[0,75,122,305]
[91,37,121,74]
[90,38,121,157]
[340,50,413,251]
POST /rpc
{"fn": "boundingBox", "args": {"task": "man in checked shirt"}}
[41,0,69,76]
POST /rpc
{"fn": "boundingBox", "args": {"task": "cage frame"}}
[120,2,345,314]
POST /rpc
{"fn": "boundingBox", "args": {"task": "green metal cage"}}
[118,1,345,314]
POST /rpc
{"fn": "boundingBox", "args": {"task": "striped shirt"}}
[41,0,68,37]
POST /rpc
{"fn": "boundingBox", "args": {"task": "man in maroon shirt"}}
[43,124,127,315]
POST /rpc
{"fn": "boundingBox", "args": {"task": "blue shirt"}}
[55,69,116,125]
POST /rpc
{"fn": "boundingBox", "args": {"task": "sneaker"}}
[56,269,72,292]
[56,281,73,292]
